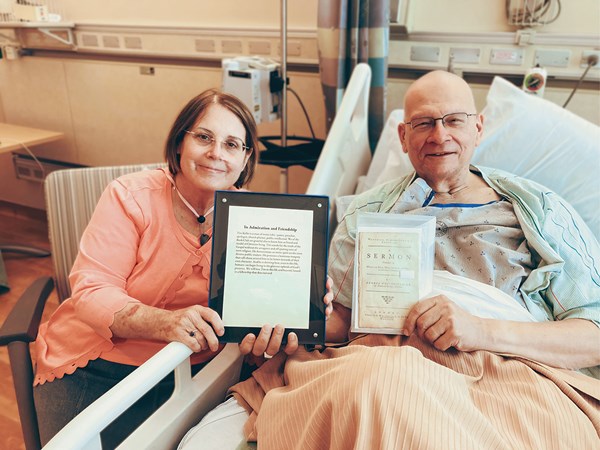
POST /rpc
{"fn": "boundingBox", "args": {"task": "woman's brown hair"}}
[165,89,259,188]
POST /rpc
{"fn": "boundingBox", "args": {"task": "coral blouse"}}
[34,168,221,384]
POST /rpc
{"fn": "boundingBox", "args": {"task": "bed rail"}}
[306,62,372,233]
[43,343,243,450]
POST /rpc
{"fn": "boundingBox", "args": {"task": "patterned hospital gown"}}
[390,178,539,308]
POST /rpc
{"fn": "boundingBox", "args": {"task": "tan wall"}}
[407,0,599,33]
[0,56,324,208]
[0,0,598,209]
[58,0,319,29]
[55,0,599,32]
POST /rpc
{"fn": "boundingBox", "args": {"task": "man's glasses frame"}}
[405,112,477,132]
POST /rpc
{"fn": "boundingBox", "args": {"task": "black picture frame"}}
[208,191,329,345]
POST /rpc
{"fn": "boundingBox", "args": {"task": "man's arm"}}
[482,317,600,370]
[403,296,600,370]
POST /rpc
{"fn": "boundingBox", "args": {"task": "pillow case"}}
[476,77,600,237]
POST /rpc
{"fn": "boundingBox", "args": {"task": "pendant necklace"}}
[171,182,214,246]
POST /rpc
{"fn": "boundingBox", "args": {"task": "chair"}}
[0,162,168,450]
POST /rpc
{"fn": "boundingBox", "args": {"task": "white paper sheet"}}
[221,205,313,328]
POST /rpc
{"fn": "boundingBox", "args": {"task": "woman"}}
[33,89,329,448]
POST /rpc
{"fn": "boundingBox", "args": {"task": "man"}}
[327,70,600,372]
[183,70,600,450]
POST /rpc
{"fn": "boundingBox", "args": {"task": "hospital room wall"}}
[0,59,324,209]
[0,0,598,209]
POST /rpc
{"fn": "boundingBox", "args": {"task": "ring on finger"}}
[188,330,197,337]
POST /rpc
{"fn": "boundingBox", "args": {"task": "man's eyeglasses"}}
[185,128,251,154]
[405,112,477,132]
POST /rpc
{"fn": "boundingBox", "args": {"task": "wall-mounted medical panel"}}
[410,46,440,62]
[490,48,524,65]
[534,49,571,67]
[449,47,481,64]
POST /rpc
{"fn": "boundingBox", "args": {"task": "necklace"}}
[167,175,213,246]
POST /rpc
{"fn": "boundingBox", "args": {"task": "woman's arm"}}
[110,303,224,353]
[69,178,224,352]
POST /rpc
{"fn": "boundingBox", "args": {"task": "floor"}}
[0,202,59,450]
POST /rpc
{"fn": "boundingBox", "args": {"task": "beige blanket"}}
[230,334,600,450]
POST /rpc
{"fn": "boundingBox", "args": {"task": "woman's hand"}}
[402,295,485,352]
[111,303,224,354]
[167,305,225,353]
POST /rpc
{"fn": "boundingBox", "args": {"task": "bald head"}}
[403,71,477,119]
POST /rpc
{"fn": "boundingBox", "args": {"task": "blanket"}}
[230,275,600,449]
[230,335,600,449]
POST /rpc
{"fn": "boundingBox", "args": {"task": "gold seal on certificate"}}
[352,213,435,334]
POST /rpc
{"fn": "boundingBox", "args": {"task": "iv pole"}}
[263,0,322,194]
[279,0,288,193]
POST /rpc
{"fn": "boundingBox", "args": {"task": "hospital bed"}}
[43,63,600,449]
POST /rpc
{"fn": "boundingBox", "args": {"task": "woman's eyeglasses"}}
[405,112,476,132]
[185,128,251,155]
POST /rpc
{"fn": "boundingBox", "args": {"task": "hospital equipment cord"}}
[287,86,316,139]
[563,54,599,108]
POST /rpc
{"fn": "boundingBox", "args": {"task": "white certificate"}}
[208,191,329,345]
[221,205,313,329]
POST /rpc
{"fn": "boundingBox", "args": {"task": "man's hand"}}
[403,295,485,352]
[239,324,299,358]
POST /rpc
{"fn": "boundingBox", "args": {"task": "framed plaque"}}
[209,191,329,345]
[351,212,435,334]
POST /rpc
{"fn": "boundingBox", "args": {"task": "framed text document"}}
[351,212,435,334]
[209,191,329,345]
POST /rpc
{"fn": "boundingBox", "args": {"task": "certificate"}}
[209,191,329,345]
[352,213,435,334]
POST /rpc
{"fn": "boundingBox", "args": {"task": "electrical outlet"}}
[535,49,570,68]
[3,45,20,60]
[581,51,600,69]
[287,42,302,57]
[140,66,155,76]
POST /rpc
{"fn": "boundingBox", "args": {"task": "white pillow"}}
[354,77,600,237]
[477,77,600,238]
[360,109,407,193]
